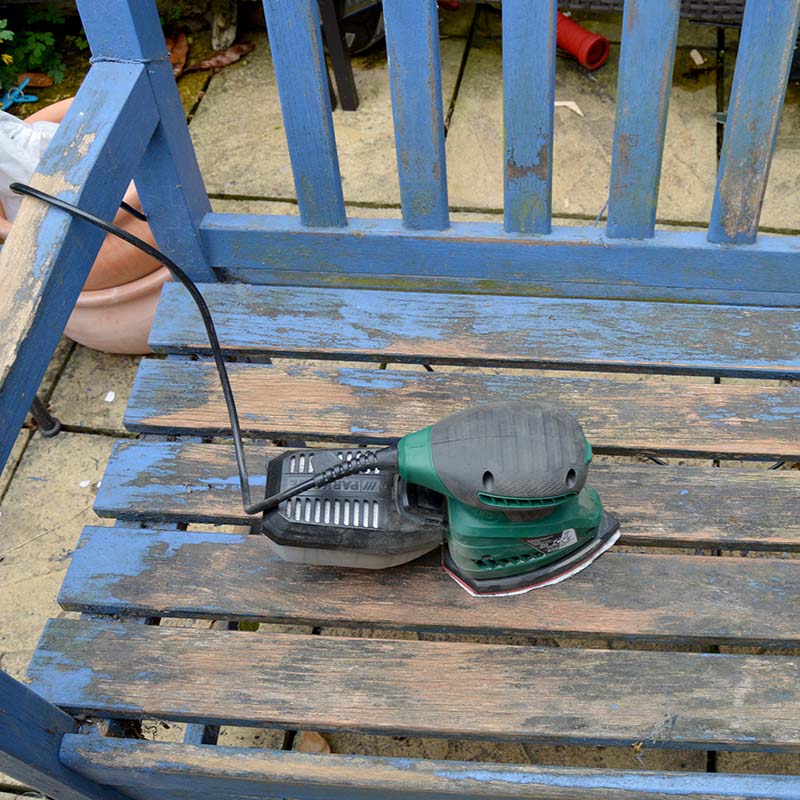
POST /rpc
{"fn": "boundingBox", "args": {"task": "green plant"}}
[0,5,73,89]
[160,2,186,25]
[0,20,15,69]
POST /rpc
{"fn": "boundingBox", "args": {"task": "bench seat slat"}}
[60,737,800,800]
[62,525,800,647]
[124,360,800,460]
[28,618,800,750]
[149,284,800,379]
[95,440,800,550]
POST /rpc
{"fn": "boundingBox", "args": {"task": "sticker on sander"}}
[525,528,578,554]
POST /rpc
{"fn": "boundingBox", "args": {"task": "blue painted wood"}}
[708,0,800,244]
[28,617,800,749]
[122,359,800,459]
[61,524,800,646]
[606,0,680,239]
[261,0,346,228]
[93,439,800,550]
[199,214,800,306]
[133,72,215,282]
[0,671,128,800]
[0,62,157,474]
[74,0,165,61]
[383,0,449,230]
[59,737,800,800]
[149,283,800,378]
[502,0,556,235]
[77,0,215,281]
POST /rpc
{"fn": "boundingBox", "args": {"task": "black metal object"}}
[29,395,61,438]
[319,0,360,111]
[561,1,746,26]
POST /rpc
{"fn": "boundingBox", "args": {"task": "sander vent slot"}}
[285,496,380,529]
[286,451,380,475]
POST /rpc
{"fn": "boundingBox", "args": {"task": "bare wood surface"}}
[95,440,800,550]
[60,736,800,800]
[150,283,800,379]
[29,618,800,751]
[124,360,800,459]
[61,525,800,647]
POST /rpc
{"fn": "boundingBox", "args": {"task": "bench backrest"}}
[1,0,799,467]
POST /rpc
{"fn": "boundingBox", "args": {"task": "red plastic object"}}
[557,11,609,71]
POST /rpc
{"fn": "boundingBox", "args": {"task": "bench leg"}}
[29,395,61,438]
[319,0,360,111]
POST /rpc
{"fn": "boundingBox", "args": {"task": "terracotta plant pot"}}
[65,267,172,355]
[6,98,170,353]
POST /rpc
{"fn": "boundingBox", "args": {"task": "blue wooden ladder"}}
[1,0,800,798]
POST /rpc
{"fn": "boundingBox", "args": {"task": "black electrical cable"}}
[119,200,148,222]
[11,182,395,515]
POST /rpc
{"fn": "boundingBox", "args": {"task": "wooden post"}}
[0,671,129,800]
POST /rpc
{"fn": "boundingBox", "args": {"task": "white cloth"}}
[0,109,58,221]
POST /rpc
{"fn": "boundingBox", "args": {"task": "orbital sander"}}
[260,401,620,596]
[13,183,621,597]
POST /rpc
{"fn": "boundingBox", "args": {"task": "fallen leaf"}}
[293,731,331,754]
[183,42,255,74]
[165,31,189,78]
[17,72,53,88]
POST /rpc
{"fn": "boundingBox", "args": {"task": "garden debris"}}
[17,72,53,88]
[165,31,189,78]
[183,42,255,74]
[555,100,584,117]
[293,731,331,754]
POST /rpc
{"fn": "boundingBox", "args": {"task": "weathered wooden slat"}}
[77,0,215,281]
[200,215,800,306]
[123,360,800,460]
[61,526,800,647]
[29,618,800,750]
[502,0,556,234]
[149,283,800,378]
[60,737,800,800]
[0,672,128,800]
[708,0,800,244]
[94,440,800,550]
[0,62,157,473]
[383,0,449,230]
[606,0,680,239]
[262,0,346,228]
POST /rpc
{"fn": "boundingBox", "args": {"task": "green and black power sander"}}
[260,401,620,596]
[11,184,621,598]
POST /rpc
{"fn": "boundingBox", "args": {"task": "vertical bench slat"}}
[606,0,680,239]
[708,0,800,244]
[383,0,449,230]
[502,0,557,235]
[262,0,346,228]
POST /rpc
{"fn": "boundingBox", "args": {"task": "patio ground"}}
[2,3,800,789]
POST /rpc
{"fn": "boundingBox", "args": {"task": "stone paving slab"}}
[49,345,141,435]
[190,30,472,203]
[446,33,717,223]
[0,430,31,500]
[0,433,115,679]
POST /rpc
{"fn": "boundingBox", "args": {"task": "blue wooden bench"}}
[2,0,800,797]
